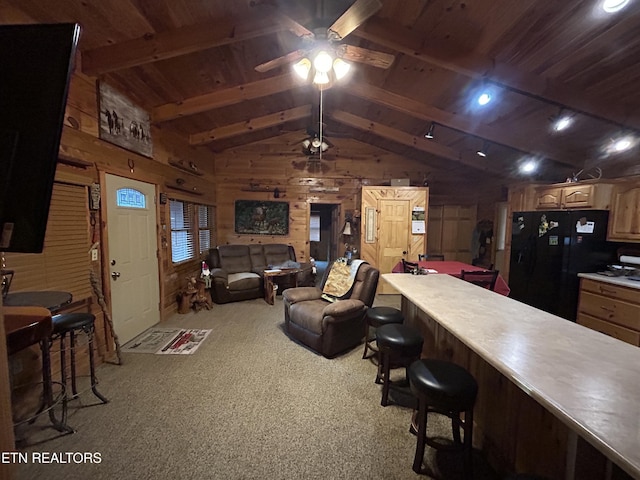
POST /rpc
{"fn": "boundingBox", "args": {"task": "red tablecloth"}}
[391,260,511,296]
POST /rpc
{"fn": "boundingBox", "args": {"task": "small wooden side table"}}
[263,268,299,305]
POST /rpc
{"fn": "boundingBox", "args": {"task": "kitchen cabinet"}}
[607,183,640,242]
[577,277,640,346]
[534,183,611,210]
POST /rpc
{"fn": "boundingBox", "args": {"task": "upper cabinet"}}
[534,183,612,210]
[608,183,640,242]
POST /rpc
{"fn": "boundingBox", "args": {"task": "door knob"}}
[111,271,121,280]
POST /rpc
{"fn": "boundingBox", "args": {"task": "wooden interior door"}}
[377,199,410,274]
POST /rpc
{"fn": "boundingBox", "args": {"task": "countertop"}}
[578,272,640,290]
[382,273,640,479]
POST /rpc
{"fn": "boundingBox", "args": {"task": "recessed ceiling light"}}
[612,136,632,152]
[553,116,573,132]
[520,159,538,174]
[477,92,491,106]
[602,0,630,12]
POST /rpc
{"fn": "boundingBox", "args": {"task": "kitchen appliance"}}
[509,210,621,321]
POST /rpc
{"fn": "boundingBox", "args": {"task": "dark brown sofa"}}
[206,244,315,304]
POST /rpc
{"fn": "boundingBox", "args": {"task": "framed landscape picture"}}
[98,81,153,158]
[234,200,289,235]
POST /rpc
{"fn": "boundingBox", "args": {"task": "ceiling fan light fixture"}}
[293,58,311,80]
[311,136,322,148]
[313,70,330,85]
[313,51,334,73]
[333,58,351,79]
[321,141,330,152]
[302,139,311,149]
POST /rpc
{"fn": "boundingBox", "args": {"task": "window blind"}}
[3,182,92,300]
[170,199,194,263]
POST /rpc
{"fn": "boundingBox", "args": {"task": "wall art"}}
[234,200,289,235]
[99,82,152,158]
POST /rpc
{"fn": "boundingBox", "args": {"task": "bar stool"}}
[408,359,478,478]
[5,306,73,439]
[51,312,108,404]
[375,323,423,406]
[362,306,404,360]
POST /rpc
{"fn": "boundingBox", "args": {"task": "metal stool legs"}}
[56,317,108,405]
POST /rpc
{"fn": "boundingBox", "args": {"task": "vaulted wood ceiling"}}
[6,0,640,184]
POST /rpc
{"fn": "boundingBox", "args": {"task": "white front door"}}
[105,174,160,344]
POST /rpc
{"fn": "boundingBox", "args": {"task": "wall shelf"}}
[168,160,204,176]
[165,182,204,196]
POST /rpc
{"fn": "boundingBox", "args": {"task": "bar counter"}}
[382,273,640,480]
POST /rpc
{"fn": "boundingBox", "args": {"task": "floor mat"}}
[122,327,211,355]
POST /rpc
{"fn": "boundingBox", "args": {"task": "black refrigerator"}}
[509,210,619,321]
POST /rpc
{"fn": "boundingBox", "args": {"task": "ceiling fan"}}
[301,88,348,159]
[255,0,394,79]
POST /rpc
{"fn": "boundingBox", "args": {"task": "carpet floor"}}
[14,294,501,480]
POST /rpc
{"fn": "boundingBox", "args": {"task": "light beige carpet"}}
[14,295,500,480]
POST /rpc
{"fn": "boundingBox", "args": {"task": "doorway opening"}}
[309,203,341,282]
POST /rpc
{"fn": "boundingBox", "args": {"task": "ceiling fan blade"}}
[274,13,315,39]
[255,49,306,73]
[337,44,394,69]
[327,0,382,41]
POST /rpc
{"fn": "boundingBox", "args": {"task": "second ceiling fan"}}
[255,0,395,85]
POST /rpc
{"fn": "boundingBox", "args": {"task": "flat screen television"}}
[0,23,81,253]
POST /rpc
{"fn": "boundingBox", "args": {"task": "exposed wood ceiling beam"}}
[329,110,505,175]
[153,74,305,123]
[354,18,640,131]
[343,83,582,169]
[82,14,287,76]
[189,105,312,145]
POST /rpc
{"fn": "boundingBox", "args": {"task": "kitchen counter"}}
[578,272,640,290]
[382,273,640,479]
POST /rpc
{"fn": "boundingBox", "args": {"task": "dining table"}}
[391,260,511,296]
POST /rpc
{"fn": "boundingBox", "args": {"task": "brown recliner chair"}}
[282,262,380,358]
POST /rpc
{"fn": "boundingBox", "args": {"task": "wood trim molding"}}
[189,105,312,145]
[153,74,307,123]
[82,14,284,76]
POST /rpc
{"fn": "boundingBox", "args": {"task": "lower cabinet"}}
[577,278,640,346]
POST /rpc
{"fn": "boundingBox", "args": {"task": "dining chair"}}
[418,254,445,261]
[460,270,499,291]
[402,259,420,273]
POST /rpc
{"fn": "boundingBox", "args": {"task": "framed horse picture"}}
[98,81,153,158]
[234,200,289,235]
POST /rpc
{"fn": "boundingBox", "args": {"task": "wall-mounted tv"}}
[0,23,81,253]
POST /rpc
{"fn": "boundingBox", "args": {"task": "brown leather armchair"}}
[282,262,380,358]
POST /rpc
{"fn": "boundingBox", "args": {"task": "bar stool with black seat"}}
[362,306,404,360]
[375,323,423,407]
[51,312,108,404]
[5,306,73,441]
[408,359,478,478]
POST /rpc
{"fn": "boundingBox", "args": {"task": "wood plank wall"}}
[212,137,437,260]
